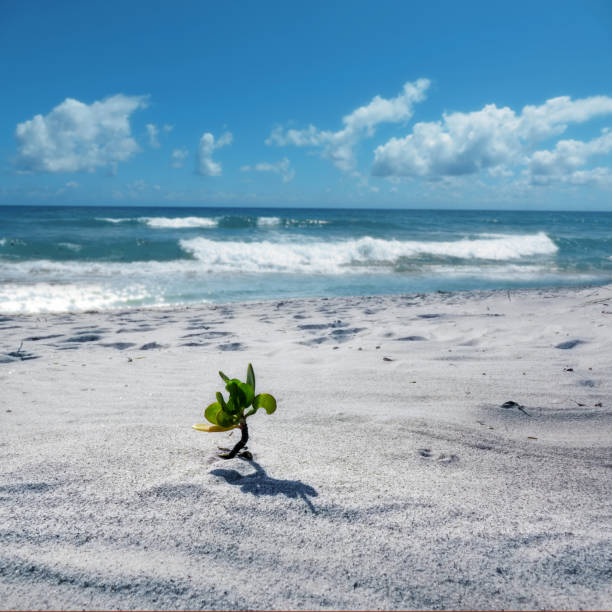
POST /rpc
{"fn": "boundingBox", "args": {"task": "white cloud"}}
[196,131,232,176]
[527,130,612,185]
[564,167,612,185]
[65,180,79,189]
[146,123,160,148]
[171,148,189,168]
[342,79,430,133]
[240,157,295,183]
[518,96,612,141]
[373,104,522,177]
[267,124,329,147]
[15,94,148,173]
[266,79,430,171]
[372,94,612,180]
[162,124,174,133]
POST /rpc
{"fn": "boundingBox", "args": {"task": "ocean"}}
[1,205,611,314]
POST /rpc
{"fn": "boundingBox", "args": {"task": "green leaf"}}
[238,382,254,407]
[218,370,230,382]
[246,363,255,392]
[224,396,241,415]
[226,380,240,403]
[204,401,222,425]
[253,393,277,415]
[226,379,253,408]
[216,408,237,428]
[216,392,227,410]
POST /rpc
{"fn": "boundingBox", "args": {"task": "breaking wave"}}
[139,216,219,229]
[96,217,135,224]
[179,232,559,273]
[95,215,331,229]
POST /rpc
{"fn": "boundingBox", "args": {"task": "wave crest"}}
[179,232,558,273]
[140,216,218,229]
[96,217,134,224]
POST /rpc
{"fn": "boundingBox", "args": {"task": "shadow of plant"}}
[211,461,318,514]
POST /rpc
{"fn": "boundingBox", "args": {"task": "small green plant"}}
[192,363,277,459]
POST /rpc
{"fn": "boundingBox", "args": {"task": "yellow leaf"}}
[192,423,238,433]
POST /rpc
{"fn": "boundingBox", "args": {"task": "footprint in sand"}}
[24,334,63,342]
[63,333,102,343]
[555,339,585,350]
[437,453,459,464]
[99,342,136,350]
[218,342,244,351]
[418,448,459,463]
[140,342,166,350]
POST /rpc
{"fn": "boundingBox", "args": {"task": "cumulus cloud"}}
[519,96,612,141]
[171,148,189,168]
[372,94,612,180]
[266,79,430,171]
[564,167,612,185]
[240,158,295,183]
[527,130,612,185]
[196,131,232,176]
[146,123,160,148]
[15,94,148,173]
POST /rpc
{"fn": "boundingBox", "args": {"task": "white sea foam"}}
[139,216,218,229]
[0,238,5,246]
[305,219,329,225]
[0,233,559,283]
[256,217,329,227]
[97,217,134,224]
[0,282,155,314]
[256,216,282,226]
[289,218,329,226]
[0,259,198,280]
[179,232,558,273]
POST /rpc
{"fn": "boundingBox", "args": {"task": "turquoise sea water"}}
[1,205,611,313]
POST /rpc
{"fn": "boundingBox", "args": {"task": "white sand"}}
[1,285,611,610]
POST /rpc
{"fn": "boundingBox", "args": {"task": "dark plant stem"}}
[220,419,249,459]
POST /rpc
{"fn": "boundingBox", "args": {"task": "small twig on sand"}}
[501,400,530,416]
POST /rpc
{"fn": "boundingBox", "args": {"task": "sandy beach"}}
[1,284,611,610]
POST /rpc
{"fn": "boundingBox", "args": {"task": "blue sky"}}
[1,0,611,209]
